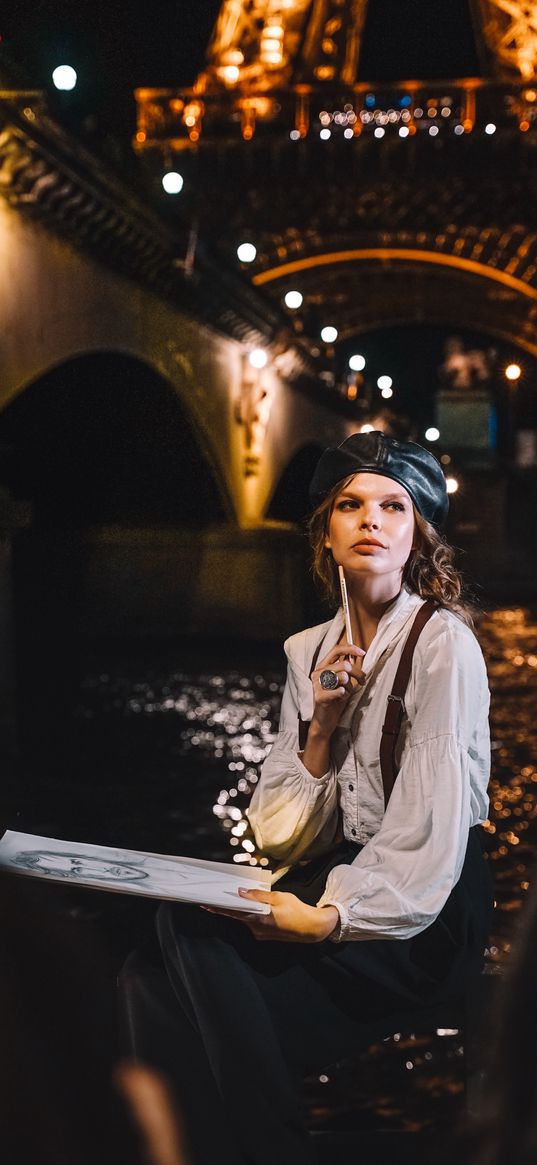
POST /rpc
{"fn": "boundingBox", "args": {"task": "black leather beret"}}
[309,431,449,529]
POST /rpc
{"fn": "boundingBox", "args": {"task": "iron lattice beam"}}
[472,0,537,81]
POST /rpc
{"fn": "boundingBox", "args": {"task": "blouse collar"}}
[320,586,423,678]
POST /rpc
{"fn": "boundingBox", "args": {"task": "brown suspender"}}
[379,600,437,806]
[298,600,437,806]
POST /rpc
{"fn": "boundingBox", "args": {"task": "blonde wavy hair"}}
[308,474,474,627]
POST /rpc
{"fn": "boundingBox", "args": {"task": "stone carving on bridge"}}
[474,1,537,80]
[440,337,495,391]
[234,357,273,476]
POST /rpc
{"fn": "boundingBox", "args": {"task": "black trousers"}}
[119,829,493,1165]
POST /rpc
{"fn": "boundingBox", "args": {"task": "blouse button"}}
[348,784,354,792]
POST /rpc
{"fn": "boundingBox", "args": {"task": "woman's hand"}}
[301,642,365,778]
[203,889,340,944]
[310,641,365,738]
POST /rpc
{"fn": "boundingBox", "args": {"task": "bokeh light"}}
[162,171,184,194]
[284,290,303,310]
[249,348,268,369]
[52,65,77,91]
[237,242,257,263]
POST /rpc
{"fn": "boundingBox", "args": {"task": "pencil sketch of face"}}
[13,850,149,882]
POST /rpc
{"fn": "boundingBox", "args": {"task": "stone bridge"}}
[1,66,536,740]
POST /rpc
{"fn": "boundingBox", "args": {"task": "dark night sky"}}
[4,1,479,139]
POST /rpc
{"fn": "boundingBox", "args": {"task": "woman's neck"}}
[346,576,403,651]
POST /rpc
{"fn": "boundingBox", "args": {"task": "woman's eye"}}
[384,502,405,512]
[337,501,358,510]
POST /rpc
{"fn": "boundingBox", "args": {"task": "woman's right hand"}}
[310,642,365,740]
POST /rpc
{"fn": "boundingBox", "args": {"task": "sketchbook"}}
[0,830,272,914]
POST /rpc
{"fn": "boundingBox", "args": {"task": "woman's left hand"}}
[203,889,339,943]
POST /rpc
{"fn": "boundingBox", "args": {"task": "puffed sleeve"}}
[246,647,339,864]
[317,619,490,940]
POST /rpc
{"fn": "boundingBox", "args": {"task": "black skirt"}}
[274,825,494,1020]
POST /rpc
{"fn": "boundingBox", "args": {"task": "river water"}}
[13,604,537,1133]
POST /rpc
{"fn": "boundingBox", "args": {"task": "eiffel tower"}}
[134,2,537,371]
[135,1,537,148]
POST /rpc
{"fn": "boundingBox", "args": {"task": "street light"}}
[505,363,522,381]
[284,290,303,309]
[249,348,268,369]
[52,65,77,91]
[237,242,257,263]
[162,171,184,194]
[321,326,338,343]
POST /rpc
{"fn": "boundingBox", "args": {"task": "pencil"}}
[338,565,354,645]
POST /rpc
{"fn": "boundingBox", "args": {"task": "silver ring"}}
[319,668,340,690]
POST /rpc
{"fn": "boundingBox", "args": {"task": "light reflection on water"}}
[478,607,537,961]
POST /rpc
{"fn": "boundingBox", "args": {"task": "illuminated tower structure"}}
[135,0,537,150]
[135,1,370,147]
[473,1,537,81]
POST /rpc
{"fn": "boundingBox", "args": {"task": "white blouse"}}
[247,587,490,942]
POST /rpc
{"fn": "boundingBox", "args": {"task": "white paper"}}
[0,830,272,913]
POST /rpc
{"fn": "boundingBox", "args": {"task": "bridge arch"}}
[0,351,232,528]
[253,244,537,358]
[266,442,324,525]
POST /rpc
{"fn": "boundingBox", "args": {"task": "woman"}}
[121,431,493,1165]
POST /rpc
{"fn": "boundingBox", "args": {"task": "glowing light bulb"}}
[446,476,459,494]
[485,123,497,135]
[52,65,77,91]
[399,126,409,138]
[320,128,331,140]
[321,326,338,343]
[237,242,257,263]
[425,426,440,442]
[374,127,385,139]
[381,386,393,399]
[162,171,184,194]
[349,354,366,371]
[377,375,392,391]
[222,65,240,84]
[249,348,268,369]
[284,290,303,309]
[361,423,375,433]
[505,363,521,381]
